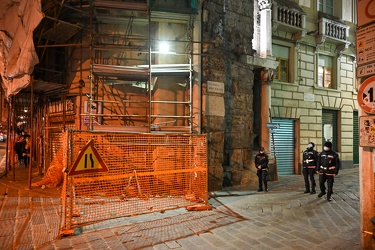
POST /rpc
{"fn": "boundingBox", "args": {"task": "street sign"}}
[357,62,375,78]
[68,139,109,176]
[357,75,375,114]
[357,0,375,27]
[356,22,375,67]
[266,122,280,129]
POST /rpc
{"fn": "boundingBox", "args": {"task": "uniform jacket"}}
[317,149,340,175]
[302,148,318,168]
[255,153,269,170]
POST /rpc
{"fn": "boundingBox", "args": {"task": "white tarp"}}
[0,0,44,98]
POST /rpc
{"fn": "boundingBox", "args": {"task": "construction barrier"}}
[59,130,208,235]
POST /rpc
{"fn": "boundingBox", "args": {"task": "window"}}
[318,55,334,89]
[319,0,334,15]
[272,44,289,82]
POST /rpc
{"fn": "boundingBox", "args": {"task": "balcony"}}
[316,15,350,51]
[272,0,306,41]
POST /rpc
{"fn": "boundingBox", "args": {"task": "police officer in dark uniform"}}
[302,142,318,194]
[316,141,340,201]
[255,147,269,192]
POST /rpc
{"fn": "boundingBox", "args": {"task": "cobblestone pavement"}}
[0,164,360,250]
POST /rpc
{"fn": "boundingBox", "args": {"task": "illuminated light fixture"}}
[24,107,28,112]
[159,41,169,53]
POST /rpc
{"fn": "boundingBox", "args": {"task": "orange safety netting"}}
[32,146,64,188]
[59,131,208,234]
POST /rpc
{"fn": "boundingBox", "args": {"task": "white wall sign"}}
[323,124,333,142]
[84,101,103,125]
[304,93,315,102]
[207,81,224,94]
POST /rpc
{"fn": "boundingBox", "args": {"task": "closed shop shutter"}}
[322,110,338,151]
[353,111,359,164]
[270,118,294,175]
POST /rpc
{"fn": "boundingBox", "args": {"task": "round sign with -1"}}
[358,75,375,114]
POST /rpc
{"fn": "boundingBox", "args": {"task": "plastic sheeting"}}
[0,0,43,98]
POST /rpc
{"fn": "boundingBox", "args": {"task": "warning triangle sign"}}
[68,139,109,176]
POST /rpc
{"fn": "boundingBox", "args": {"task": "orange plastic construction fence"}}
[60,130,208,234]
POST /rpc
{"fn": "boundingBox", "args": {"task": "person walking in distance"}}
[14,135,25,165]
[255,147,269,192]
[316,141,340,201]
[302,142,318,194]
[22,135,31,168]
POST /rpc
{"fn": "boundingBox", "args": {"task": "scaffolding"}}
[85,1,200,134]
[5,0,202,183]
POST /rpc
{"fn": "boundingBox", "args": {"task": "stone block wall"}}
[201,0,255,191]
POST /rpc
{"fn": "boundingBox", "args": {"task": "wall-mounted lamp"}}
[159,41,170,53]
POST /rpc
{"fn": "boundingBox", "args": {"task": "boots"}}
[327,191,332,201]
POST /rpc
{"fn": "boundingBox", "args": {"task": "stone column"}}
[258,0,272,58]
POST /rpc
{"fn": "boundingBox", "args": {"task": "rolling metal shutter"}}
[270,118,294,175]
[353,111,359,164]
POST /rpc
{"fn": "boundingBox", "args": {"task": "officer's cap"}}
[324,141,332,148]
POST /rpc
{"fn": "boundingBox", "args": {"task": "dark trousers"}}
[319,174,335,196]
[302,168,316,192]
[257,170,268,190]
[24,156,30,168]
[16,152,23,163]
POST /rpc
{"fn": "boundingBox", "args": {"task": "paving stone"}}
[257,236,284,248]
[103,236,127,250]
[198,232,228,248]
[0,167,361,249]
[175,237,200,249]
[153,243,172,250]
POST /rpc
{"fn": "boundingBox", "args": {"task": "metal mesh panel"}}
[48,130,63,165]
[61,131,207,232]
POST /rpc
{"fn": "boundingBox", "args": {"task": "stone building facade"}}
[269,0,357,174]
[204,0,358,189]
